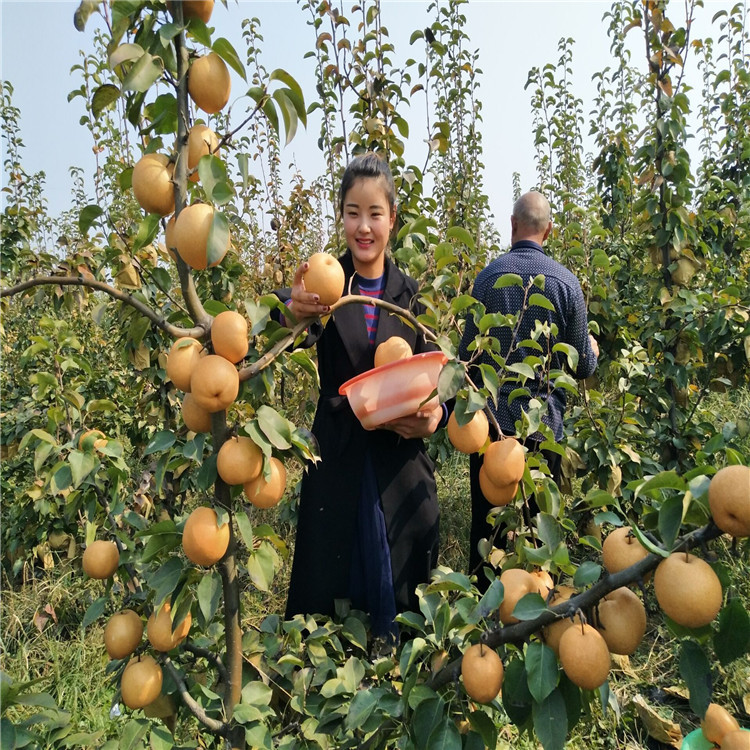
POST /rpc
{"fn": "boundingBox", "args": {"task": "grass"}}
[1,567,116,740]
[2,391,750,749]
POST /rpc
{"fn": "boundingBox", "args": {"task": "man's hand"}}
[380,404,443,439]
[589,333,600,358]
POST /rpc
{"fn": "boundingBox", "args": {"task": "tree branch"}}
[0,275,206,340]
[182,642,229,686]
[161,656,228,735]
[427,521,725,690]
[172,24,212,330]
[238,294,440,383]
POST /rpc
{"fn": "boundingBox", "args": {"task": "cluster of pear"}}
[448,418,524,508]
[459,463,750,713]
[83,530,190,712]
[166,310,287,568]
[130,0,232,271]
[102,600,192,712]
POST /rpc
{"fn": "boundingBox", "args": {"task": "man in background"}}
[458,191,599,579]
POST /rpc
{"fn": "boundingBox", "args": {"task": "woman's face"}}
[342,176,395,278]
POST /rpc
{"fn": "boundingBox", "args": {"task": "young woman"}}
[279,153,444,647]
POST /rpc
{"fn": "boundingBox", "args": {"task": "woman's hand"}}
[284,261,332,322]
[381,404,443,439]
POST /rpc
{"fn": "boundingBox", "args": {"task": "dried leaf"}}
[115,260,141,289]
[33,610,50,633]
[631,694,683,747]
[44,603,58,624]
[662,685,690,701]
[607,465,623,496]
[129,342,150,371]
[610,653,639,679]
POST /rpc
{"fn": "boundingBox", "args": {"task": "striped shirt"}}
[357,273,386,345]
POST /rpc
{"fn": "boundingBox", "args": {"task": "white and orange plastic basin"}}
[339,351,448,430]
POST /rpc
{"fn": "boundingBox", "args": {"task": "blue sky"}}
[1,1,735,243]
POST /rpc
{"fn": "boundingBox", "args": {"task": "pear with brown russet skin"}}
[653,552,723,629]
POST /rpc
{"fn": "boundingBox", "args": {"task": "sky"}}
[0,0,737,245]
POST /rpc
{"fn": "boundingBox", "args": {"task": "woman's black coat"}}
[282,250,440,620]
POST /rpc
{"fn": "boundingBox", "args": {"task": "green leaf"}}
[533,688,568,750]
[559,672,583,729]
[437,359,465,403]
[573,561,602,588]
[122,52,164,93]
[197,155,233,206]
[269,68,305,119]
[247,544,275,592]
[536,513,562,549]
[109,42,144,68]
[256,405,293,450]
[119,718,149,750]
[426,717,462,750]
[212,37,247,81]
[478,364,500,402]
[342,616,368,652]
[628,525,668,558]
[50,463,73,493]
[261,96,279,135]
[467,578,503,624]
[69,450,97,488]
[583,489,616,509]
[272,88,298,145]
[679,640,711,717]
[494,273,524,289]
[186,16,211,46]
[507,362,536,380]
[78,204,105,235]
[512,592,548,621]
[528,293,556,311]
[158,22,182,42]
[86,399,117,413]
[503,657,532,726]
[144,93,178,135]
[552,342,579,371]
[196,572,222,627]
[658,494,684,549]
[148,726,173,750]
[206,210,230,267]
[413,695,446,750]
[400,637,428,682]
[73,0,101,31]
[346,688,382,730]
[149,558,183,606]
[132,212,160,252]
[235,511,253,550]
[195,454,217,491]
[525,642,559,703]
[445,226,475,250]
[144,430,176,456]
[634,470,686,499]
[82,596,108,628]
[128,315,150,347]
[341,656,366,694]
[34,442,55,473]
[714,599,750,665]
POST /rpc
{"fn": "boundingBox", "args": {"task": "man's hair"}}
[512,191,551,234]
[338,152,396,216]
